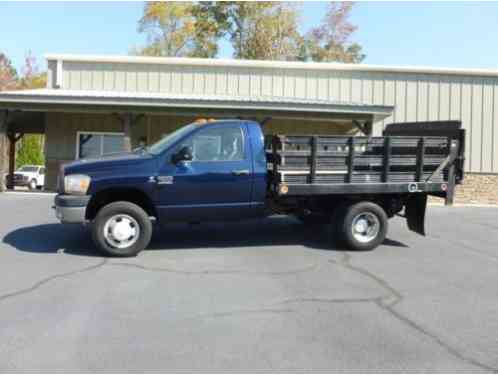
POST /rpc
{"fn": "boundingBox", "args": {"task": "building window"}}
[77,132,125,159]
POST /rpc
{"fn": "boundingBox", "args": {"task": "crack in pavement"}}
[328,252,497,373]
[429,234,498,263]
[273,296,381,305]
[330,253,403,307]
[107,260,319,276]
[376,301,497,373]
[0,258,108,304]
[186,307,295,320]
[0,252,495,372]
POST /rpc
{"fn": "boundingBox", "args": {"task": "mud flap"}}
[406,194,427,235]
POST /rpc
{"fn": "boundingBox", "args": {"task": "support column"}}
[122,114,132,152]
[6,132,24,190]
[115,113,144,152]
[0,111,9,192]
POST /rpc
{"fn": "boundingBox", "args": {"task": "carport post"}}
[6,132,24,190]
[0,111,9,192]
[122,113,132,152]
[115,113,144,152]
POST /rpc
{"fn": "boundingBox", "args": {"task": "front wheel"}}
[336,201,388,251]
[91,201,152,257]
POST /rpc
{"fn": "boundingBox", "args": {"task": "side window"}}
[39,168,45,175]
[178,125,245,162]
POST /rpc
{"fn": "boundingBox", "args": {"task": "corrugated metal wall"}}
[51,59,498,173]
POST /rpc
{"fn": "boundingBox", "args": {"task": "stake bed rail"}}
[267,121,465,204]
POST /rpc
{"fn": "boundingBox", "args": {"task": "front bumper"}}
[54,194,90,224]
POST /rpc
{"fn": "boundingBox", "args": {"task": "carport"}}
[0,88,393,191]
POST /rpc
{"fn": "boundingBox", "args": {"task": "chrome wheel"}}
[351,212,380,244]
[103,214,140,249]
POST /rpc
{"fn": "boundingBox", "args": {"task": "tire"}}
[28,179,37,190]
[91,201,152,257]
[337,201,388,251]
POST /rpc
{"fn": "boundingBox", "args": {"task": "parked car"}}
[6,165,45,190]
[53,119,465,257]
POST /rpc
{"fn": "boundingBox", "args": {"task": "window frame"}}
[75,131,125,160]
[180,124,247,163]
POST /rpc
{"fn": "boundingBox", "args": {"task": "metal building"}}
[0,54,497,200]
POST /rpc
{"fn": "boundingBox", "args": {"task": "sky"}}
[1,1,498,73]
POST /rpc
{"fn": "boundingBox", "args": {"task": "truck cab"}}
[55,120,268,256]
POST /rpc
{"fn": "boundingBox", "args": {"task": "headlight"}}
[64,174,91,195]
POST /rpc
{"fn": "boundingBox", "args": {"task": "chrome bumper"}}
[54,194,90,224]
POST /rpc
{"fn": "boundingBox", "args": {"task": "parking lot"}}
[0,192,497,372]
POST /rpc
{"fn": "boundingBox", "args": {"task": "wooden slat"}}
[382,137,391,182]
[310,136,317,183]
[347,137,355,183]
[416,137,425,181]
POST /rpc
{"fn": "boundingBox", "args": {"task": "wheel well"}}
[85,188,157,220]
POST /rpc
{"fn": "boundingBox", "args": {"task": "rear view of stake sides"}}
[53,119,465,256]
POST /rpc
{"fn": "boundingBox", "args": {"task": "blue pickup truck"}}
[54,119,465,256]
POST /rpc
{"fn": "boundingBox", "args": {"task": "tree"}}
[214,2,302,60]
[136,2,225,58]
[17,52,46,89]
[302,2,365,63]
[0,53,17,91]
[16,135,44,168]
[134,2,365,63]
[15,53,46,168]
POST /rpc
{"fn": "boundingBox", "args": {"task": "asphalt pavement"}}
[0,192,497,372]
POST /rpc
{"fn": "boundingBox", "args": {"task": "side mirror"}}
[172,146,193,164]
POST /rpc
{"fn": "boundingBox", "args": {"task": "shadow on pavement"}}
[3,223,101,257]
[3,216,407,257]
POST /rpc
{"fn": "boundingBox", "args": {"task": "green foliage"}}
[135,1,365,63]
[1,52,47,169]
[0,52,18,91]
[16,134,45,168]
[135,1,226,58]
[217,2,302,61]
[17,52,47,89]
[302,2,365,63]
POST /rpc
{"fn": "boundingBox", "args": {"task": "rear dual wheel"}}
[333,201,388,251]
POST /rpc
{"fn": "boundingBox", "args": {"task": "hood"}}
[63,151,154,175]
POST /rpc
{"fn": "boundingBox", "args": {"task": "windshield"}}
[147,123,197,155]
[18,166,38,172]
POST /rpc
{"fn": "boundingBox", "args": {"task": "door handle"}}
[231,169,250,176]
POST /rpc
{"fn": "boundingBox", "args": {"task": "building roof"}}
[46,53,498,78]
[0,89,393,122]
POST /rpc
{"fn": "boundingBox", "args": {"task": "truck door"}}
[155,122,254,222]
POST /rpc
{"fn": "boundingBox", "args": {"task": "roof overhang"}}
[0,89,393,123]
[46,53,498,78]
